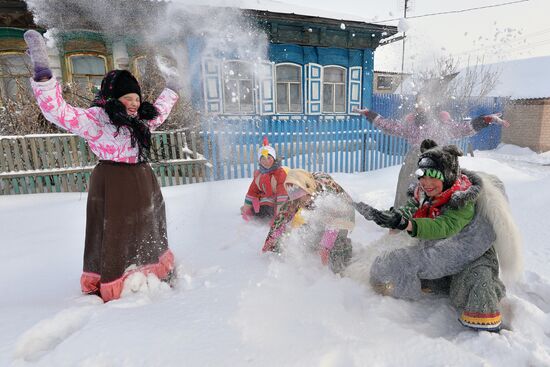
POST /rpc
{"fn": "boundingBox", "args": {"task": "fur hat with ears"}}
[417,139,463,190]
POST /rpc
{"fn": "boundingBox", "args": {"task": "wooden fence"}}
[201,118,470,181]
[0,130,210,195]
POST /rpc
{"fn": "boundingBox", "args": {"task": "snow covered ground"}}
[2,144,550,367]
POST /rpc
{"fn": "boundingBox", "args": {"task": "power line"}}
[372,0,530,24]
[447,32,550,58]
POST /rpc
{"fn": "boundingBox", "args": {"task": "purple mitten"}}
[23,30,52,81]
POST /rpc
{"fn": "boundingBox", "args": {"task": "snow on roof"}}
[173,0,385,24]
[395,56,550,100]
[487,56,550,100]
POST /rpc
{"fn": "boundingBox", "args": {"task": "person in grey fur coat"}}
[354,103,510,208]
[353,139,523,332]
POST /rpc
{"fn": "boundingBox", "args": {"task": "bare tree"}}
[135,53,201,131]
[0,54,200,136]
[0,55,58,135]
[409,54,501,116]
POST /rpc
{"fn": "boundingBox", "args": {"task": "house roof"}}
[184,0,388,25]
[487,56,550,100]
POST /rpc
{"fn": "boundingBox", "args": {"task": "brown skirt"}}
[80,161,174,302]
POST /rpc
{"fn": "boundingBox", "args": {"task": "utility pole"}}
[400,0,409,94]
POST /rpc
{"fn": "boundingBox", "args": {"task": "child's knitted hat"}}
[258,136,276,160]
[416,139,463,190]
[97,70,142,102]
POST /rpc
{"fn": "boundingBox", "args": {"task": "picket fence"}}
[200,117,470,181]
[0,94,505,195]
[0,130,209,195]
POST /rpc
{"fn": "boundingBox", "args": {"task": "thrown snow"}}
[1,144,550,366]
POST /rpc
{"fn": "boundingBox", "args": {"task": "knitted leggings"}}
[420,247,505,314]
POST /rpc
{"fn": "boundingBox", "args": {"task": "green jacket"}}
[400,195,475,241]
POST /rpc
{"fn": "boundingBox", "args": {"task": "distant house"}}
[0,0,397,121]
[488,56,550,153]
[373,70,410,94]
[503,97,550,153]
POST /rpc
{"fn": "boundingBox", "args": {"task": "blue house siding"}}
[362,49,374,110]
[198,42,375,118]
[269,44,365,68]
[269,44,304,64]
[186,35,206,111]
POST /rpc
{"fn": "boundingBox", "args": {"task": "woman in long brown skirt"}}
[25,30,181,301]
[82,161,174,301]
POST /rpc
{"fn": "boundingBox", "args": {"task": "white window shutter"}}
[348,66,362,114]
[202,58,222,114]
[306,63,322,115]
[257,61,275,115]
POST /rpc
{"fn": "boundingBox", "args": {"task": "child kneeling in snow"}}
[354,139,523,331]
[240,138,288,220]
[262,169,355,273]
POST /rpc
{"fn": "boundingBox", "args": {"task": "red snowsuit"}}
[244,166,288,216]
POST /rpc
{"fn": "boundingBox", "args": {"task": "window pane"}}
[90,76,103,92]
[225,61,252,79]
[323,85,333,112]
[135,57,147,79]
[289,83,302,112]
[276,65,300,82]
[71,56,106,75]
[223,61,254,113]
[335,84,345,112]
[240,80,253,106]
[0,76,30,99]
[377,75,393,89]
[3,78,16,98]
[73,77,89,90]
[324,67,345,83]
[276,83,288,112]
[225,61,239,76]
[0,54,29,76]
[224,80,239,105]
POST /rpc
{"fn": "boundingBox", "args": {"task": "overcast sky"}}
[283,0,549,72]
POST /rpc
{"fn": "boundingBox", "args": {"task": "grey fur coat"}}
[346,169,523,300]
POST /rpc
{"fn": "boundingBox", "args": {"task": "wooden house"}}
[0,0,397,121]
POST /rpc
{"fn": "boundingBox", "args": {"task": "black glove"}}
[353,201,376,220]
[371,207,409,230]
[354,202,408,230]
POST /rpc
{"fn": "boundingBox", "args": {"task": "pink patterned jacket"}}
[372,111,477,146]
[31,77,179,163]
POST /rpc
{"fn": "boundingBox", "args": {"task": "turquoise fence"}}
[373,94,505,150]
[200,118,469,181]
[0,94,506,194]
[200,94,505,181]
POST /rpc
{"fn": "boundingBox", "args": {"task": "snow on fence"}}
[0,130,209,195]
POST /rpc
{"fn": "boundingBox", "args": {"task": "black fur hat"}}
[417,139,463,189]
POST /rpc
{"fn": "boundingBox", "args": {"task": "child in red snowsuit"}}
[240,140,288,220]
